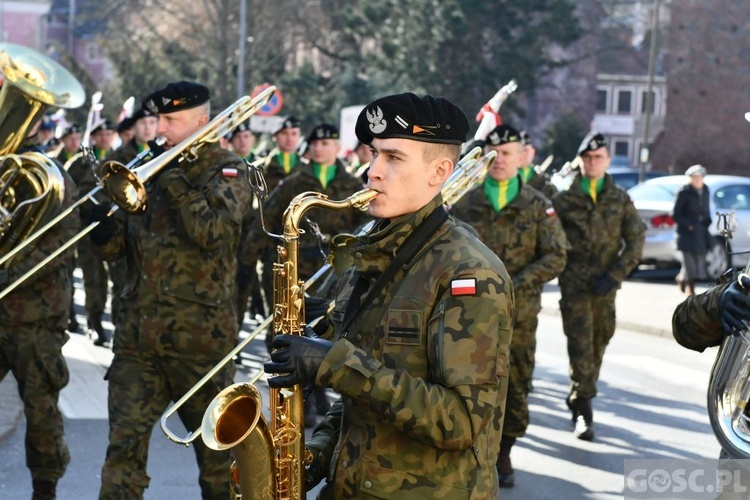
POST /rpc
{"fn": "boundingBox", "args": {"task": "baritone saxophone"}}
[200,188,378,499]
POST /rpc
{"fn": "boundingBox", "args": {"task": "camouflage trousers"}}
[107,256,128,331]
[559,286,616,402]
[0,321,70,481]
[502,315,539,438]
[99,352,235,500]
[76,238,108,318]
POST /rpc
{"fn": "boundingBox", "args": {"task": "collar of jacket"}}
[567,172,616,199]
[352,194,445,279]
[470,176,534,211]
[299,158,345,180]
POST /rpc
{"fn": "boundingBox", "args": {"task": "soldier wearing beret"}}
[261,115,303,190]
[263,92,514,498]
[552,131,645,440]
[65,121,112,346]
[229,119,256,162]
[451,123,567,487]
[54,123,82,165]
[91,81,251,499]
[116,117,135,148]
[100,105,159,340]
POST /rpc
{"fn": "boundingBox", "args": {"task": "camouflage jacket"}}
[672,283,727,352]
[527,170,558,200]
[451,182,567,320]
[66,153,99,223]
[94,143,251,360]
[552,173,645,290]
[307,195,514,499]
[263,151,302,192]
[1,160,79,327]
[241,159,368,280]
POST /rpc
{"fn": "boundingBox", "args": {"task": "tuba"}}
[0,43,85,268]
[199,189,378,499]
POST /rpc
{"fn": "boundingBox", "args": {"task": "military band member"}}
[264,93,514,498]
[115,116,135,148]
[91,81,251,499]
[228,119,256,162]
[0,118,80,499]
[66,123,111,346]
[55,123,82,165]
[451,123,567,487]
[552,132,645,440]
[262,115,302,190]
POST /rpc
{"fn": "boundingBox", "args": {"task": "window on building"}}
[596,89,608,113]
[617,90,632,114]
[641,90,656,114]
[614,140,630,158]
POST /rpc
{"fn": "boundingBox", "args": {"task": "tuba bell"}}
[0,42,85,269]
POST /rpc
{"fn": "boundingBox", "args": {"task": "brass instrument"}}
[0,87,276,300]
[549,156,583,192]
[200,189,378,499]
[706,212,750,458]
[0,43,85,271]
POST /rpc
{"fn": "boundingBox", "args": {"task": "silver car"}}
[627,175,750,278]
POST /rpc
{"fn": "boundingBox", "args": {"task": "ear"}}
[430,157,454,187]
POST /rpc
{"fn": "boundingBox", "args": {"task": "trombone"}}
[0,86,277,300]
[159,146,498,445]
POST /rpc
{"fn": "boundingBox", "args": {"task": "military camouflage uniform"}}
[672,283,727,352]
[101,140,154,331]
[67,153,109,327]
[94,142,250,499]
[307,195,514,499]
[451,181,567,438]
[552,173,645,403]
[527,169,558,200]
[263,150,302,192]
[0,164,78,486]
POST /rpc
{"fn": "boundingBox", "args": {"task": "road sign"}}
[252,83,283,116]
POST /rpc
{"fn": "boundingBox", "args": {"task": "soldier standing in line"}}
[115,116,135,147]
[262,115,302,189]
[552,132,645,440]
[228,119,256,162]
[90,81,251,499]
[54,123,82,165]
[0,117,80,499]
[100,106,159,338]
[263,93,513,498]
[519,129,558,200]
[451,123,567,488]
[66,121,113,346]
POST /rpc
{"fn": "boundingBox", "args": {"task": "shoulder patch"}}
[222,167,238,178]
[451,278,477,296]
[545,207,556,217]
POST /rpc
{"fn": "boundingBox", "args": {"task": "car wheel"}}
[705,237,729,280]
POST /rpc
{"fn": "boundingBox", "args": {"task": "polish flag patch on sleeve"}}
[222,167,238,177]
[545,207,556,217]
[451,278,477,296]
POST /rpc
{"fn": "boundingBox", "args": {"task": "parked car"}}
[627,175,750,278]
[608,167,668,191]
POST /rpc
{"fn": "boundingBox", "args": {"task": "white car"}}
[627,175,750,278]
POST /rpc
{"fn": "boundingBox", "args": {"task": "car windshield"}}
[628,182,680,202]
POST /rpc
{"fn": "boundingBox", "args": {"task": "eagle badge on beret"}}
[367,106,387,134]
[145,99,159,114]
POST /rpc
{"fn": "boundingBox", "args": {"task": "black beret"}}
[61,123,82,138]
[143,81,210,115]
[40,118,55,131]
[486,124,522,146]
[355,92,469,146]
[274,116,301,135]
[231,120,253,140]
[520,130,532,146]
[91,119,114,134]
[578,132,608,155]
[306,123,339,144]
[131,104,157,123]
[117,117,135,133]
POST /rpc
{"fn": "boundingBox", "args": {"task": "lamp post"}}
[237,0,247,99]
[639,0,661,182]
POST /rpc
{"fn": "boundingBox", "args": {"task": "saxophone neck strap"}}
[341,205,449,333]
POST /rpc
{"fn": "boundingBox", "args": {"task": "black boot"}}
[67,307,80,334]
[573,398,594,441]
[496,436,516,487]
[89,315,110,347]
[32,479,57,500]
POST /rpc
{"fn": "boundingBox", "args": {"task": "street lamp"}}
[639,0,661,181]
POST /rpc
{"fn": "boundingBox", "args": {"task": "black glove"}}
[89,203,117,245]
[304,295,330,323]
[719,274,750,333]
[264,333,333,389]
[305,447,327,491]
[592,273,618,296]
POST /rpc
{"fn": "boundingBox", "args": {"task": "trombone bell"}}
[99,160,148,214]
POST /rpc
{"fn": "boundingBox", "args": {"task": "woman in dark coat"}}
[672,164,711,295]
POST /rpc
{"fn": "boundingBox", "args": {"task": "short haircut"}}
[422,142,460,165]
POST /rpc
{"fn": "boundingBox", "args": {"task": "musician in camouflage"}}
[264,93,514,499]
[520,130,558,200]
[0,120,79,499]
[262,115,303,189]
[101,106,159,337]
[451,123,566,487]
[552,131,645,440]
[90,82,251,499]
